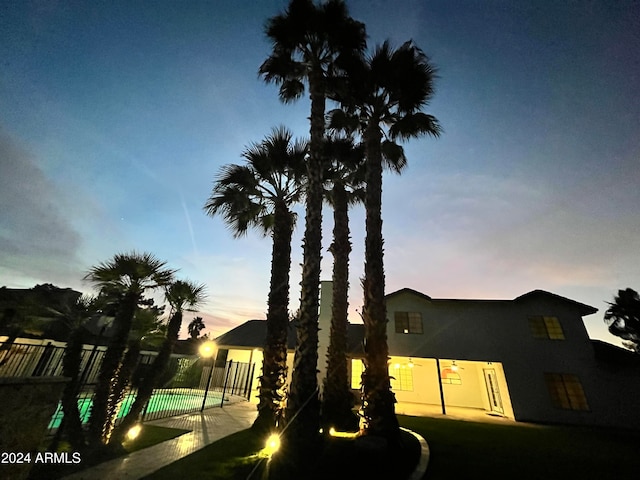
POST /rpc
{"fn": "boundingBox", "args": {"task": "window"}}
[544,373,589,411]
[351,359,415,391]
[351,359,363,389]
[440,368,462,385]
[390,363,414,391]
[529,316,565,340]
[394,311,423,334]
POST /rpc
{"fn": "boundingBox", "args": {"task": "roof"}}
[513,290,598,315]
[385,288,432,302]
[215,319,365,355]
[591,340,640,367]
[385,287,598,316]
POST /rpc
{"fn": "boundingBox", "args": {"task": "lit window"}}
[390,363,414,391]
[544,373,589,411]
[394,312,423,334]
[440,368,462,385]
[351,359,363,389]
[529,316,565,340]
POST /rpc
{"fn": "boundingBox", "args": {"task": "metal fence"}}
[0,340,255,433]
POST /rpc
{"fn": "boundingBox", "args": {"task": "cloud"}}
[0,129,86,287]
[383,171,640,298]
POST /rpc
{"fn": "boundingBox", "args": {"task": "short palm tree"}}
[84,251,175,447]
[605,288,640,353]
[331,40,441,440]
[321,135,364,431]
[204,126,306,434]
[260,0,366,448]
[49,295,95,451]
[113,280,206,443]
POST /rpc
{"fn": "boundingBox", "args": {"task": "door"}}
[483,368,504,415]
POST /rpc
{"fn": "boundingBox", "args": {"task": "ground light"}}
[264,434,281,456]
[126,424,142,440]
[328,427,359,439]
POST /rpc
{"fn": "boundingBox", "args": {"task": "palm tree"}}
[188,316,205,340]
[84,251,175,447]
[204,126,306,434]
[113,280,206,443]
[321,135,364,431]
[48,295,95,451]
[331,40,441,440]
[605,288,640,353]
[259,0,366,448]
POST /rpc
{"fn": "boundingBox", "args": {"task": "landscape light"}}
[264,434,280,455]
[127,424,142,440]
[199,340,217,358]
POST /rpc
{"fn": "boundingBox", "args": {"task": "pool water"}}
[48,389,223,429]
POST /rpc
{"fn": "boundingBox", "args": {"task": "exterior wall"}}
[223,347,294,405]
[385,291,618,427]
[317,281,332,393]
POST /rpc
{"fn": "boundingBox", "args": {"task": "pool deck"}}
[61,400,258,479]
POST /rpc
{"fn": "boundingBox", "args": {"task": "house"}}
[215,281,640,430]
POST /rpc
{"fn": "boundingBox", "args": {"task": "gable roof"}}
[513,290,598,315]
[385,287,597,316]
[385,288,432,302]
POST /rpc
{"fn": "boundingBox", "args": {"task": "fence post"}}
[246,363,255,401]
[220,360,232,408]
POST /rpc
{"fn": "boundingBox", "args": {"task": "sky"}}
[1,0,639,346]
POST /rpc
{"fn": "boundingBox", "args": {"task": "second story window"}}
[394,311,423,334]
[529,315,565,340]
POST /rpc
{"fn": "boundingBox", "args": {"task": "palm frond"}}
[388,112,442,141]
[380,140,407,173]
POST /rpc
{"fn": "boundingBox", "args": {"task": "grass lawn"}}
[143,428,419,480]
[398,415,640,480]
[143,416,640,480]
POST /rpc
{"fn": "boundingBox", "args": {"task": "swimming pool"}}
[47,388,224,430]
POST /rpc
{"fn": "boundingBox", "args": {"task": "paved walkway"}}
[62,401,257,480]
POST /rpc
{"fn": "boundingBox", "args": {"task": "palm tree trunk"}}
[286,67,324,450]
[87,292,138,447]
[362,120,400,441]
[103,339,141,445]
[112,310,184,443]
[322,183,356,430]
[253,203,295,434]
[58,326,86,450]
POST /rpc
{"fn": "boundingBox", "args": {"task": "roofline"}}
[385,287,597,316]
[514,290,598,315]
[385,288,432,302]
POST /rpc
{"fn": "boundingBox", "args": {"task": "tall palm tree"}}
[605,288,640,353]
[321,135,364,431]
[204,126,306,434]
[84,251,175,447]
[331,40,441,440]
[259,0,366,447]
[112,280,206,443]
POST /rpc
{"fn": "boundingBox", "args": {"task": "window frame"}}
[544,372,589,411]
[394,311,424,334]
[529,315,565,340]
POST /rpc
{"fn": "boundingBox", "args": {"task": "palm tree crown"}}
[85,251,175,297]
[204,126,307,236]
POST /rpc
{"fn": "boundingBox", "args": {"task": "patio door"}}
[483,368,504,415]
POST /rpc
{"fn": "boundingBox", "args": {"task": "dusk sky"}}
[1,1,638,346]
